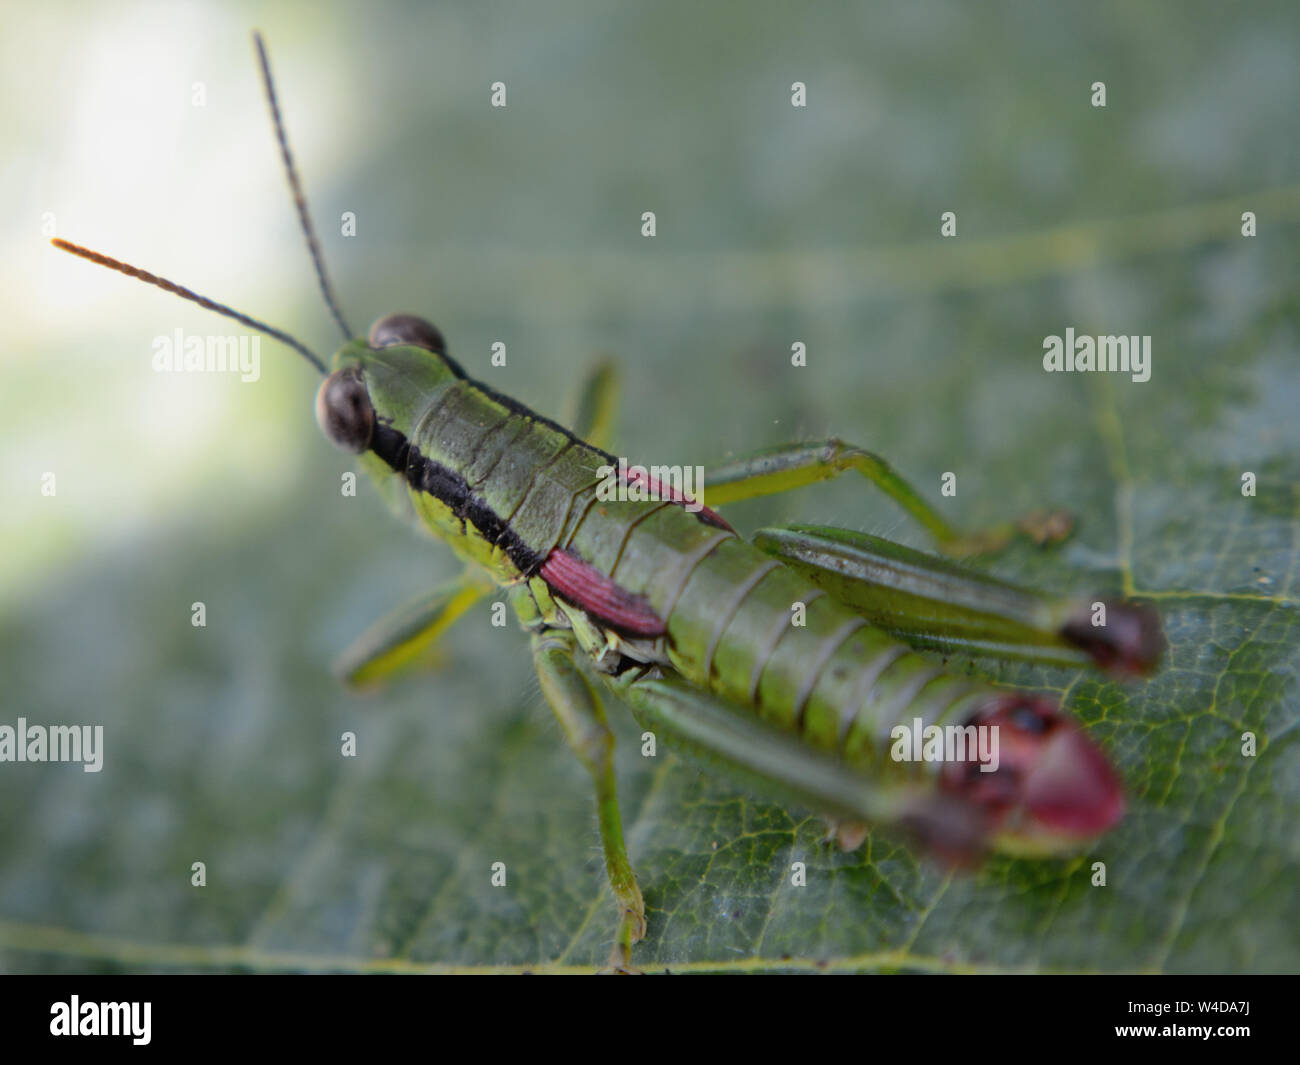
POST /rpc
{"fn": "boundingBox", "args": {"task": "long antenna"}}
[253,31,353,342]
[51,238,328,374]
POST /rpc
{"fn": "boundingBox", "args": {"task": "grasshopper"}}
[53,33,1162,972]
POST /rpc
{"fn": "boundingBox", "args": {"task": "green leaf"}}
[3,3,1298,974]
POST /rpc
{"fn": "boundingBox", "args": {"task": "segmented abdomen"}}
[684,540,988,771]
[571,502,993,774]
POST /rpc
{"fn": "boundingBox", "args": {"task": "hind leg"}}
[702,439,1071,556]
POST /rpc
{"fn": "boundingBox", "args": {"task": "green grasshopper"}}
[54,33,1162,972]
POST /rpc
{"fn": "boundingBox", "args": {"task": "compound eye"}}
[368,313,446,354]
[315,367,374,454]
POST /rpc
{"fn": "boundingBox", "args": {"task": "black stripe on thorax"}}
[367,370,725,578]
[370,423,545,577]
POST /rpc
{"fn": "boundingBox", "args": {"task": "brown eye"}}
[315,367,374,454]
[368,313,446,354]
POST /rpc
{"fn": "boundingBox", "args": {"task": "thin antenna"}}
[51,238,329,374]
[253,30,354,342]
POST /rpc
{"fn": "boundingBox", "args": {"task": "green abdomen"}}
[571,502,992,770]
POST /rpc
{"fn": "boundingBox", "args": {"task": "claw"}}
[602,938,645,975]
[1016,508,1074,545]
[822,818,869,851]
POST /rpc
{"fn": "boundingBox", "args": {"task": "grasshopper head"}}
[316,313,466,453]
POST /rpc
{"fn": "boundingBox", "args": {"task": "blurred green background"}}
[2,0,1297,972]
